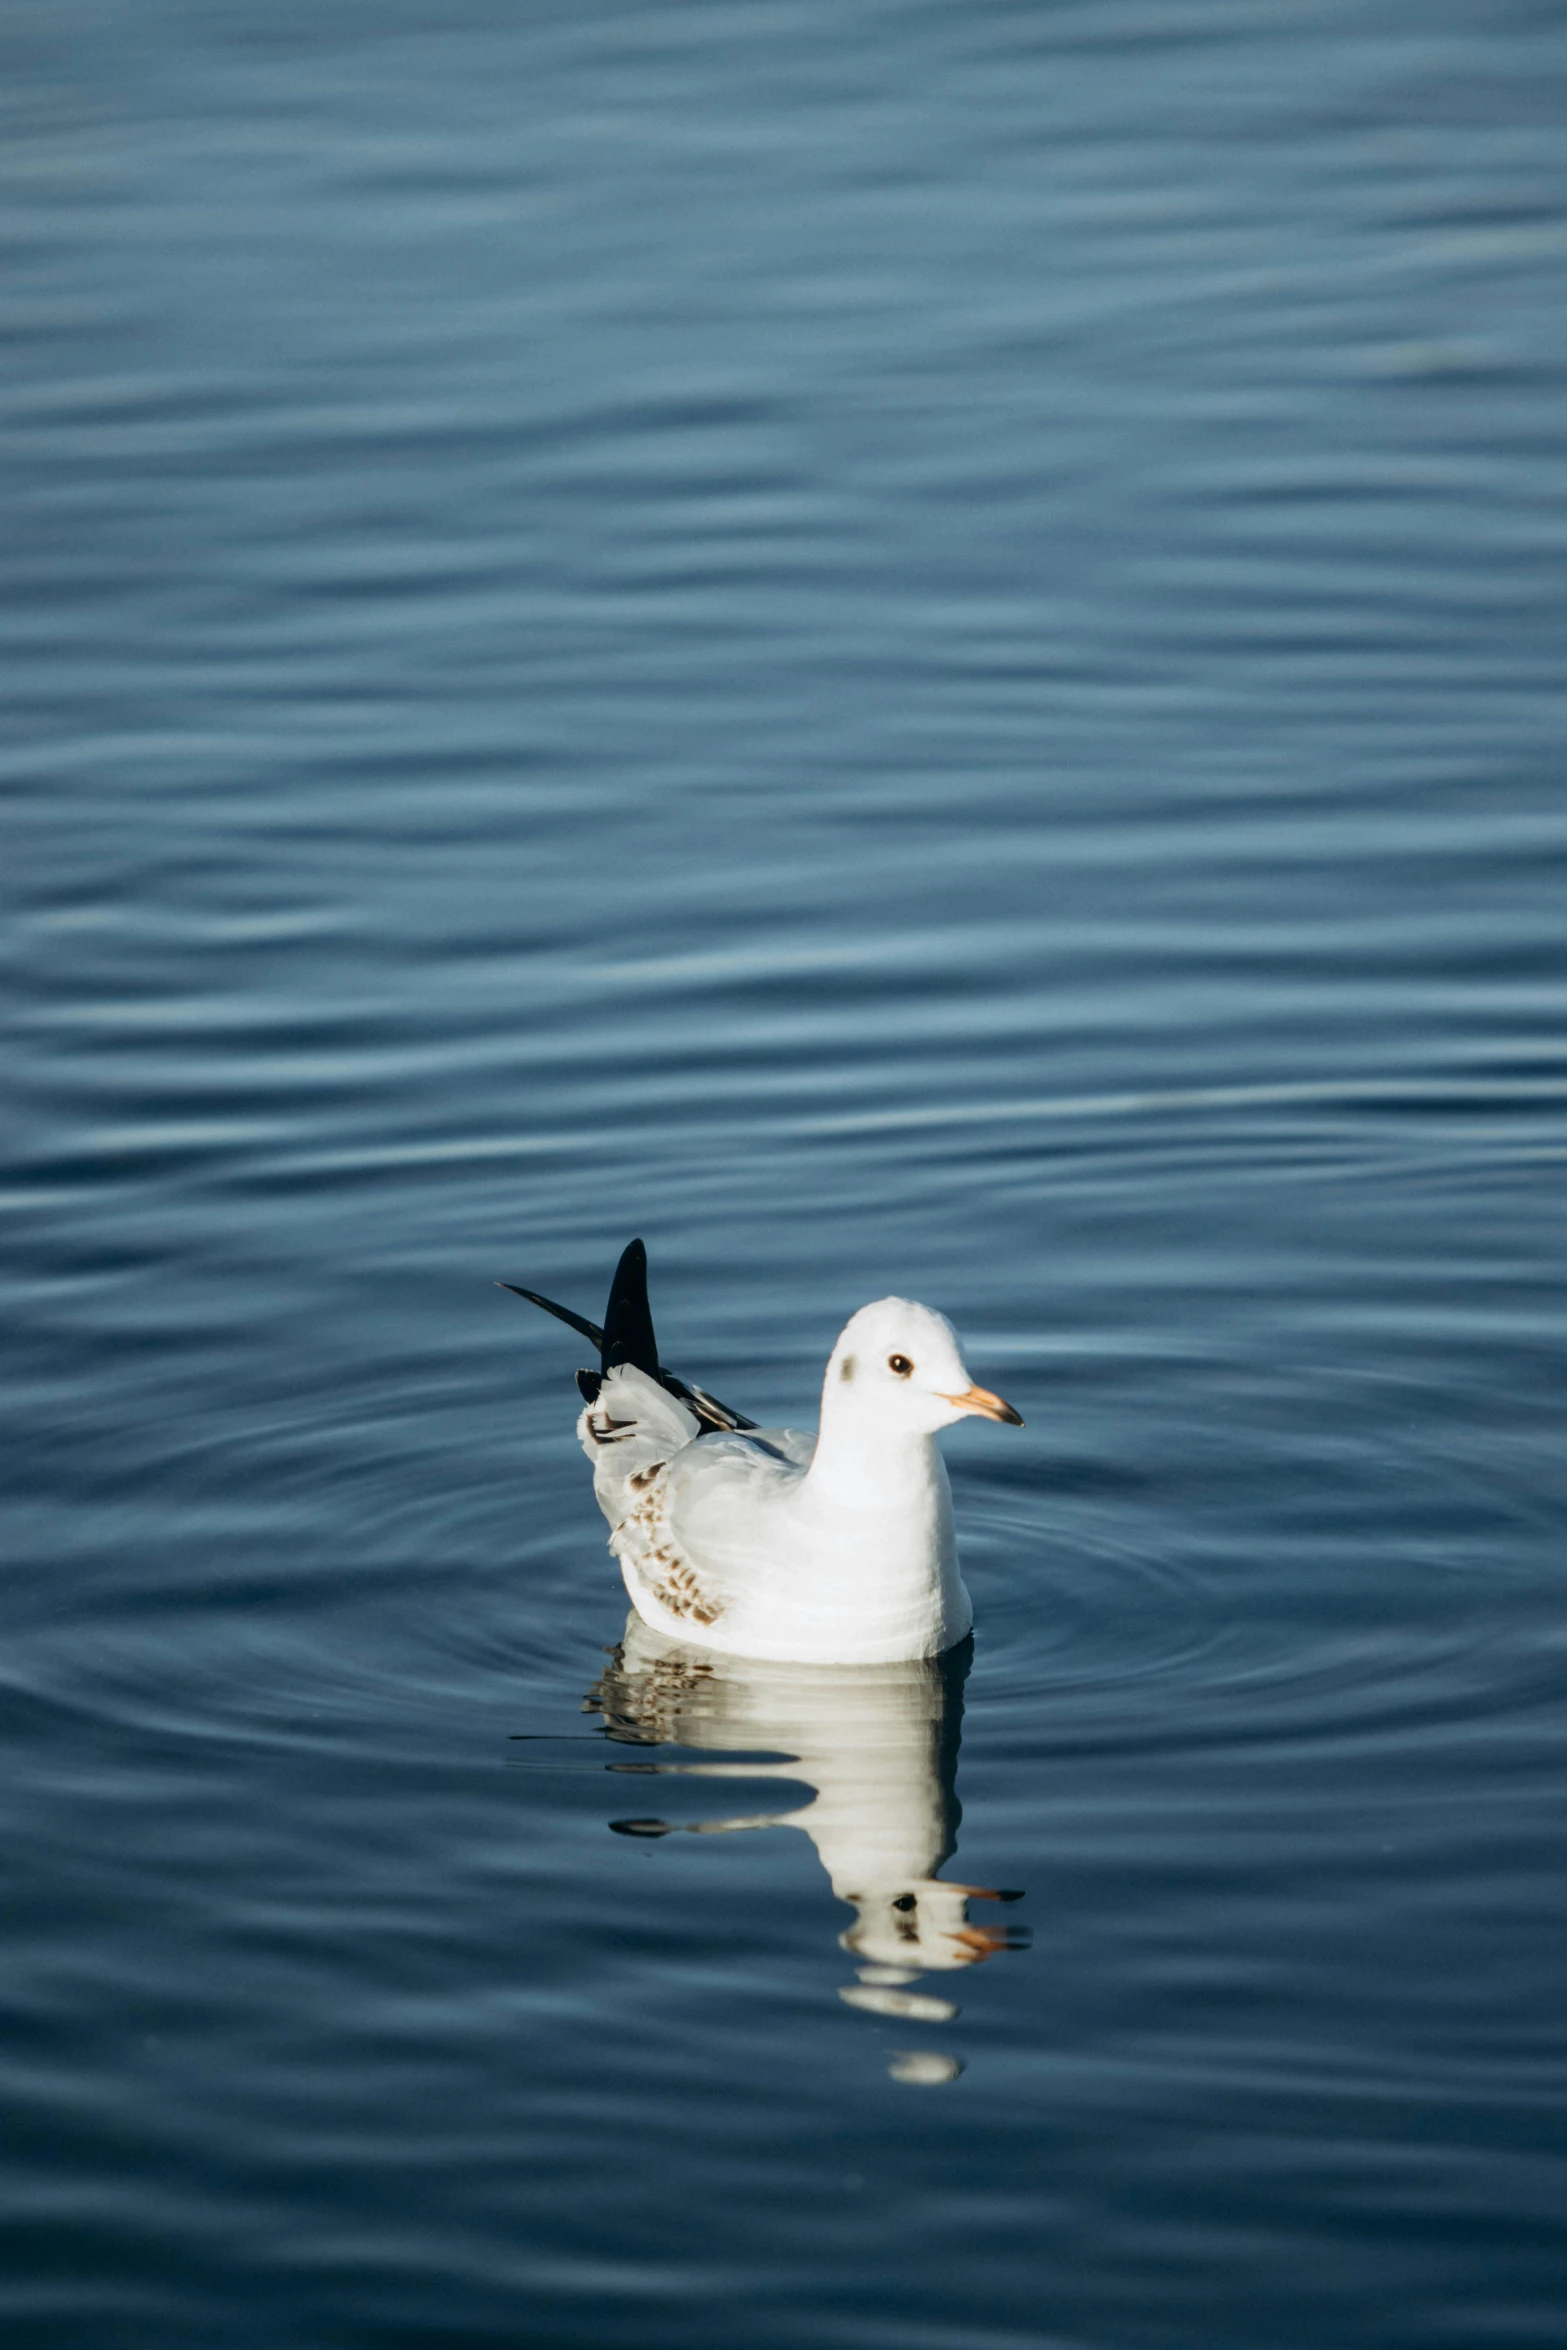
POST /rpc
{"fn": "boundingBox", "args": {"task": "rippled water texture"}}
[5,3,1567,2345]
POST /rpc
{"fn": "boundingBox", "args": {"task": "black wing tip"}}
[601,1236,660,1379]
[502,1242,758,1431]
[677,1380,759,1434]
[497,1283,606,1352]
[497,1282,568,1314]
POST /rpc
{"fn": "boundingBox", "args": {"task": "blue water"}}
[5,3,1567,2343]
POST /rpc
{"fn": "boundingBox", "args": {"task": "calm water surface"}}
[5,3,1567,2344]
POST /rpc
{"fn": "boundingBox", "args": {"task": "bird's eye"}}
[892,1894,917,1913]
[887,1353,913,1377]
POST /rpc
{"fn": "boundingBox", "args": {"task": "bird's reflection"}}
[585,1616,1027,2082]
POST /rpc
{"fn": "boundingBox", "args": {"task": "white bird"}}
[502,1239,1022,1666]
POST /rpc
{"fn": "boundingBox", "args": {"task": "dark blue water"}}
[5,3,1567,2343]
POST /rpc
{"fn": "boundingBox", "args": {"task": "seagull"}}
[501,1239,1022,1665]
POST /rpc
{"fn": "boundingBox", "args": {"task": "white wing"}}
[577,1367,818,1634]
[578,1364,702,1521]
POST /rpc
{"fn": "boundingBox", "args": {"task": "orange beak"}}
[937,1383,1024,1427]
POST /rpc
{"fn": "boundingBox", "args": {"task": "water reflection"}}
[586,1618,1028,2082]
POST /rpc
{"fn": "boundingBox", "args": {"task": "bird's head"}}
[823,1298,1022,1440]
